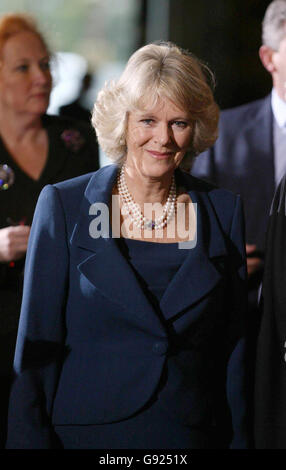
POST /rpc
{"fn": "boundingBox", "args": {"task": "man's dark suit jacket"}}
[191,94,274,254]
[255,175,286,448]
[6,164,248,449]
[192,95,275,448]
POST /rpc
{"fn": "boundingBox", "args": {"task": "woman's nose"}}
[154,123,172,145]
[33,65,51,85]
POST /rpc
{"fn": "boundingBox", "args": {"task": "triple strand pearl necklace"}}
[117,164,177,230]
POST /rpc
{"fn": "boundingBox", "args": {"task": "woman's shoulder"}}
[38,164,117,232]
[179,169,242,234]
[43,114,99,168]
[42,114,96,149]
[53,170,95,192]
[37,172,95,218]
[179,168,240,204]
[51,164,116,203]
[42,114,92,134]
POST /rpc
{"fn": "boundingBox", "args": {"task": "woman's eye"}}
[16,64,29,72]
[173,121,188,129]
[141,119,154,125]
[40,61,50,71]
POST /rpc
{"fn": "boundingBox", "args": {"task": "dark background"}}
[141,0,273,109]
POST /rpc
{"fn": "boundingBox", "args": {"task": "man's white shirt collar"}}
[271,88,286,128]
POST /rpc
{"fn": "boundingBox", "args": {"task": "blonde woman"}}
[7,42,248,449]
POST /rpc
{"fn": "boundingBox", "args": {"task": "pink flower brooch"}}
[61,129,85,153]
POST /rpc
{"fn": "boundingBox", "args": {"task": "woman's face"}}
[125,97,193,179]
[0,31,52,116]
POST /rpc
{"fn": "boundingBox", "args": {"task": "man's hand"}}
[246,243,263,278]
[0,226,30,263]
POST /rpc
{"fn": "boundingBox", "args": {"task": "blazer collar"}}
[71,165,228,322]
[71,164,118,252]
[71,165,164,328]
[160,171,228,319]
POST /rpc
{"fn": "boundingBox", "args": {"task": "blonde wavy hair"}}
[92,42,219,166]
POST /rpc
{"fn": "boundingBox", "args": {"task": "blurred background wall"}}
[144,0,272,108]
[1,0,273,160]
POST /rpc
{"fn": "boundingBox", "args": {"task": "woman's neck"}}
[0,108,48,180]
[0,109,43,146]
[124,165,174,208]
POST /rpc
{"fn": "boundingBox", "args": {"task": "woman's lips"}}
[147,150,174,159]
[31,92,50,99]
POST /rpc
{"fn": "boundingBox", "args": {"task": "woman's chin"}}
[28,105,49,117]
[141,161,177,179]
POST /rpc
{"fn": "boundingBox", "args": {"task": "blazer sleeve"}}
[224,195,249,448]
[6,184,69,449]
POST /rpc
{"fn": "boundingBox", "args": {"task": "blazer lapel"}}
[160,173,228,320]
[71,166,228,324]
[71,165,164,329]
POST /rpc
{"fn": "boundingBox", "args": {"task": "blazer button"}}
[152,341,168,356]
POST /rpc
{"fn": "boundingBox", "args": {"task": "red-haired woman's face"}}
[0,30,52,116]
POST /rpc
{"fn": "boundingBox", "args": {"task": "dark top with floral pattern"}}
[0,114,99,371]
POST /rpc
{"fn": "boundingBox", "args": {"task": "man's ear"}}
[259,45,276,73]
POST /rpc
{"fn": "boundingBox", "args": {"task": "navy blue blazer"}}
[6,164,248,448]
[191,95,274,253]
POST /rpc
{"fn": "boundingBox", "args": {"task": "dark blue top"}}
[0,114,99,364]
[118,238,188,310]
